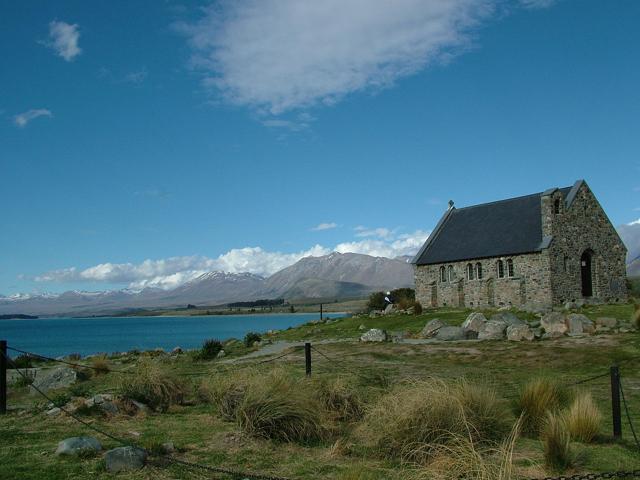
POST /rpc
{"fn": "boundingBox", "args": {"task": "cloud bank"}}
[180,0,497,114]
[46,21,81,61]
[34,229,430,290]
[13,109,53,127]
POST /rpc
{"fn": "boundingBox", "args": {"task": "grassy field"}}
[2,303,640,479]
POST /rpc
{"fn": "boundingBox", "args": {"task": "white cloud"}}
[311,222,338,231]
[123,69,148,84]
[13,109,53,127]
[46,21,81,61]
[355,226,395,239]
[179,0,499,114]
[34,229,430,290]
[519,0,556,9]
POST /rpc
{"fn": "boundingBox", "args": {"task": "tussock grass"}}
[203,368,330,444]
[314,377,364,422]
[118,359,186,412]
[358,379,511,464]
[565,392,601,443]
[516,378,571,435]
[195,338,223,360]
[541,411,575,472]
[90,355,110,375]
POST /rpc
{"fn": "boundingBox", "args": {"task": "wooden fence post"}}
[305,342,312,377]
[0,340,7,414]
[611,365,622,439]
[320,303,323,321]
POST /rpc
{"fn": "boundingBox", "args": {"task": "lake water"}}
[0,313,345,358]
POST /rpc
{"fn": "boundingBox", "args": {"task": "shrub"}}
[413,301,423,315]
[367,288,416,312]
[367,292,386,311]
[195,339,223,360]
[91,355,110,375]
[565,392,601,443]
[14,370,36,388]
[50,392,71,408]
[541,411,575,472]
[633,302,640,330]
[515,378,571,435]
[67,353,82,361]
[244,332,262,348]
[358,379,511,464]
[118,360,187,412]
[9,354,33,369]
[314,377,364,422]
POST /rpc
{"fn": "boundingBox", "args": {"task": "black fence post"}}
[0,340,7,414]
[611,365,622,439]
[305,342,312,377]
[320,304,323,321]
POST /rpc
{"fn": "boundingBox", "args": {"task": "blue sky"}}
[1,0,639,295]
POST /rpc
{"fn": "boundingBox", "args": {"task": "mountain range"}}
[0,253,414,317]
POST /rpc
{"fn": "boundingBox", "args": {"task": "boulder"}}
[216,350,226,358]
[574,299,586,309]
[478,320,507,340]
[564,301,577,310]
[369,310,383,318]
[100,401,119,414]
[358,324,367,331]
[360,329,387,342]
[461,313,487,334]
[31,367,76,393]
[435,326,465,341]
[529,320,541,328]
[541,312,567,335]
[596,317,617,328]
[105,446,147,473]
[532,327,543,339]
[419,318,445,338]
[542,331,565,340]
[46,407,61,417]
[490,312,524,326]
[388,331,410,343]
[566,314,594,335]
[384,304,395,314]
[506,324,535,342]
[55,437,102,456]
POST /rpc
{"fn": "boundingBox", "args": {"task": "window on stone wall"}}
[497,260,505,278]
[440,266,446,282]
[554,199,560,214]
[448,265,454,282]
[467,263,474,280]
[476,262,483,280]
[507,259,514,277]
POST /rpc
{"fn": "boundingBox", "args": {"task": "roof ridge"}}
[453,186,572,212]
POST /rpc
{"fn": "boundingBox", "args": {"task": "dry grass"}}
[90,355,110,375]
[565,392,602,443]
[541,411,575,472]
[314,377,364,422]
[357,378,511,465]
[118,359,187,412]
[516,378,570,435]
[633,302,640,330]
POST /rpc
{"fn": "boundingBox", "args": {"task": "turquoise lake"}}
[0,313,345,358]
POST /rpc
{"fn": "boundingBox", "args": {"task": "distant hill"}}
[0,252,414,316]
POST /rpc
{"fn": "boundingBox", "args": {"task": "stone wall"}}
[414,251,552,309]
[545,183,628,304]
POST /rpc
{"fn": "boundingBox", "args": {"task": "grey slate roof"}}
[413,185,574,266]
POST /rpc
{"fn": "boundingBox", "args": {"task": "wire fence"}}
[2,340,640,480]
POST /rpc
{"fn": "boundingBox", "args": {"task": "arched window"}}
[467,263,474,280]
[440,266,446,283]
[497,260,505,278]
[448,265,454,282]
[476,262,483,280]
[507,259,514,277]
[554,199,560,214]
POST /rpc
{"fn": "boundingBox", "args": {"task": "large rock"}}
[490,312,524,326]
[105,447,147,473]
[360,329,387,342]
[541,312,568,335]
[596,317,617,328]
[461,313,487,334]
[478,320,507,340]
[31,367,77,393]
[55,437,102,456]
[419,319,445,338]
[506,324,535,342]
[566,314,595,335]
[435,326,465,341]
[384,304,395,314]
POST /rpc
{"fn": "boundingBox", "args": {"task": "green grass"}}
[2,303,640,479]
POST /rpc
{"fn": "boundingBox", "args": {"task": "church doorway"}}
[580,250,593,297]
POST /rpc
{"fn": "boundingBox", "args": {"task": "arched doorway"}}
[580,250,593,297]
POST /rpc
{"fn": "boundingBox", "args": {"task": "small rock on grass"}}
[55,437,102,456]
[105,446,147,472]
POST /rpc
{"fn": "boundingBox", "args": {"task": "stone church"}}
[412,180,627,309]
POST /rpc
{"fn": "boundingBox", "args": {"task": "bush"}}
[367,288,416,312]
[14,370,36,388]
[413,301,423,315]
[50,392,71,408]
[565,392,601,443]
[515,378,571,435]
[195,339,223,360]
[67,353,82,361]
[9,354,33,369]
[367,292,386,311]
[91,355,110,375]
[118,360,187,412]
[244,332,262,348]
[541,411,575,472]
[358,379,511,464]
[204,369,329,444]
